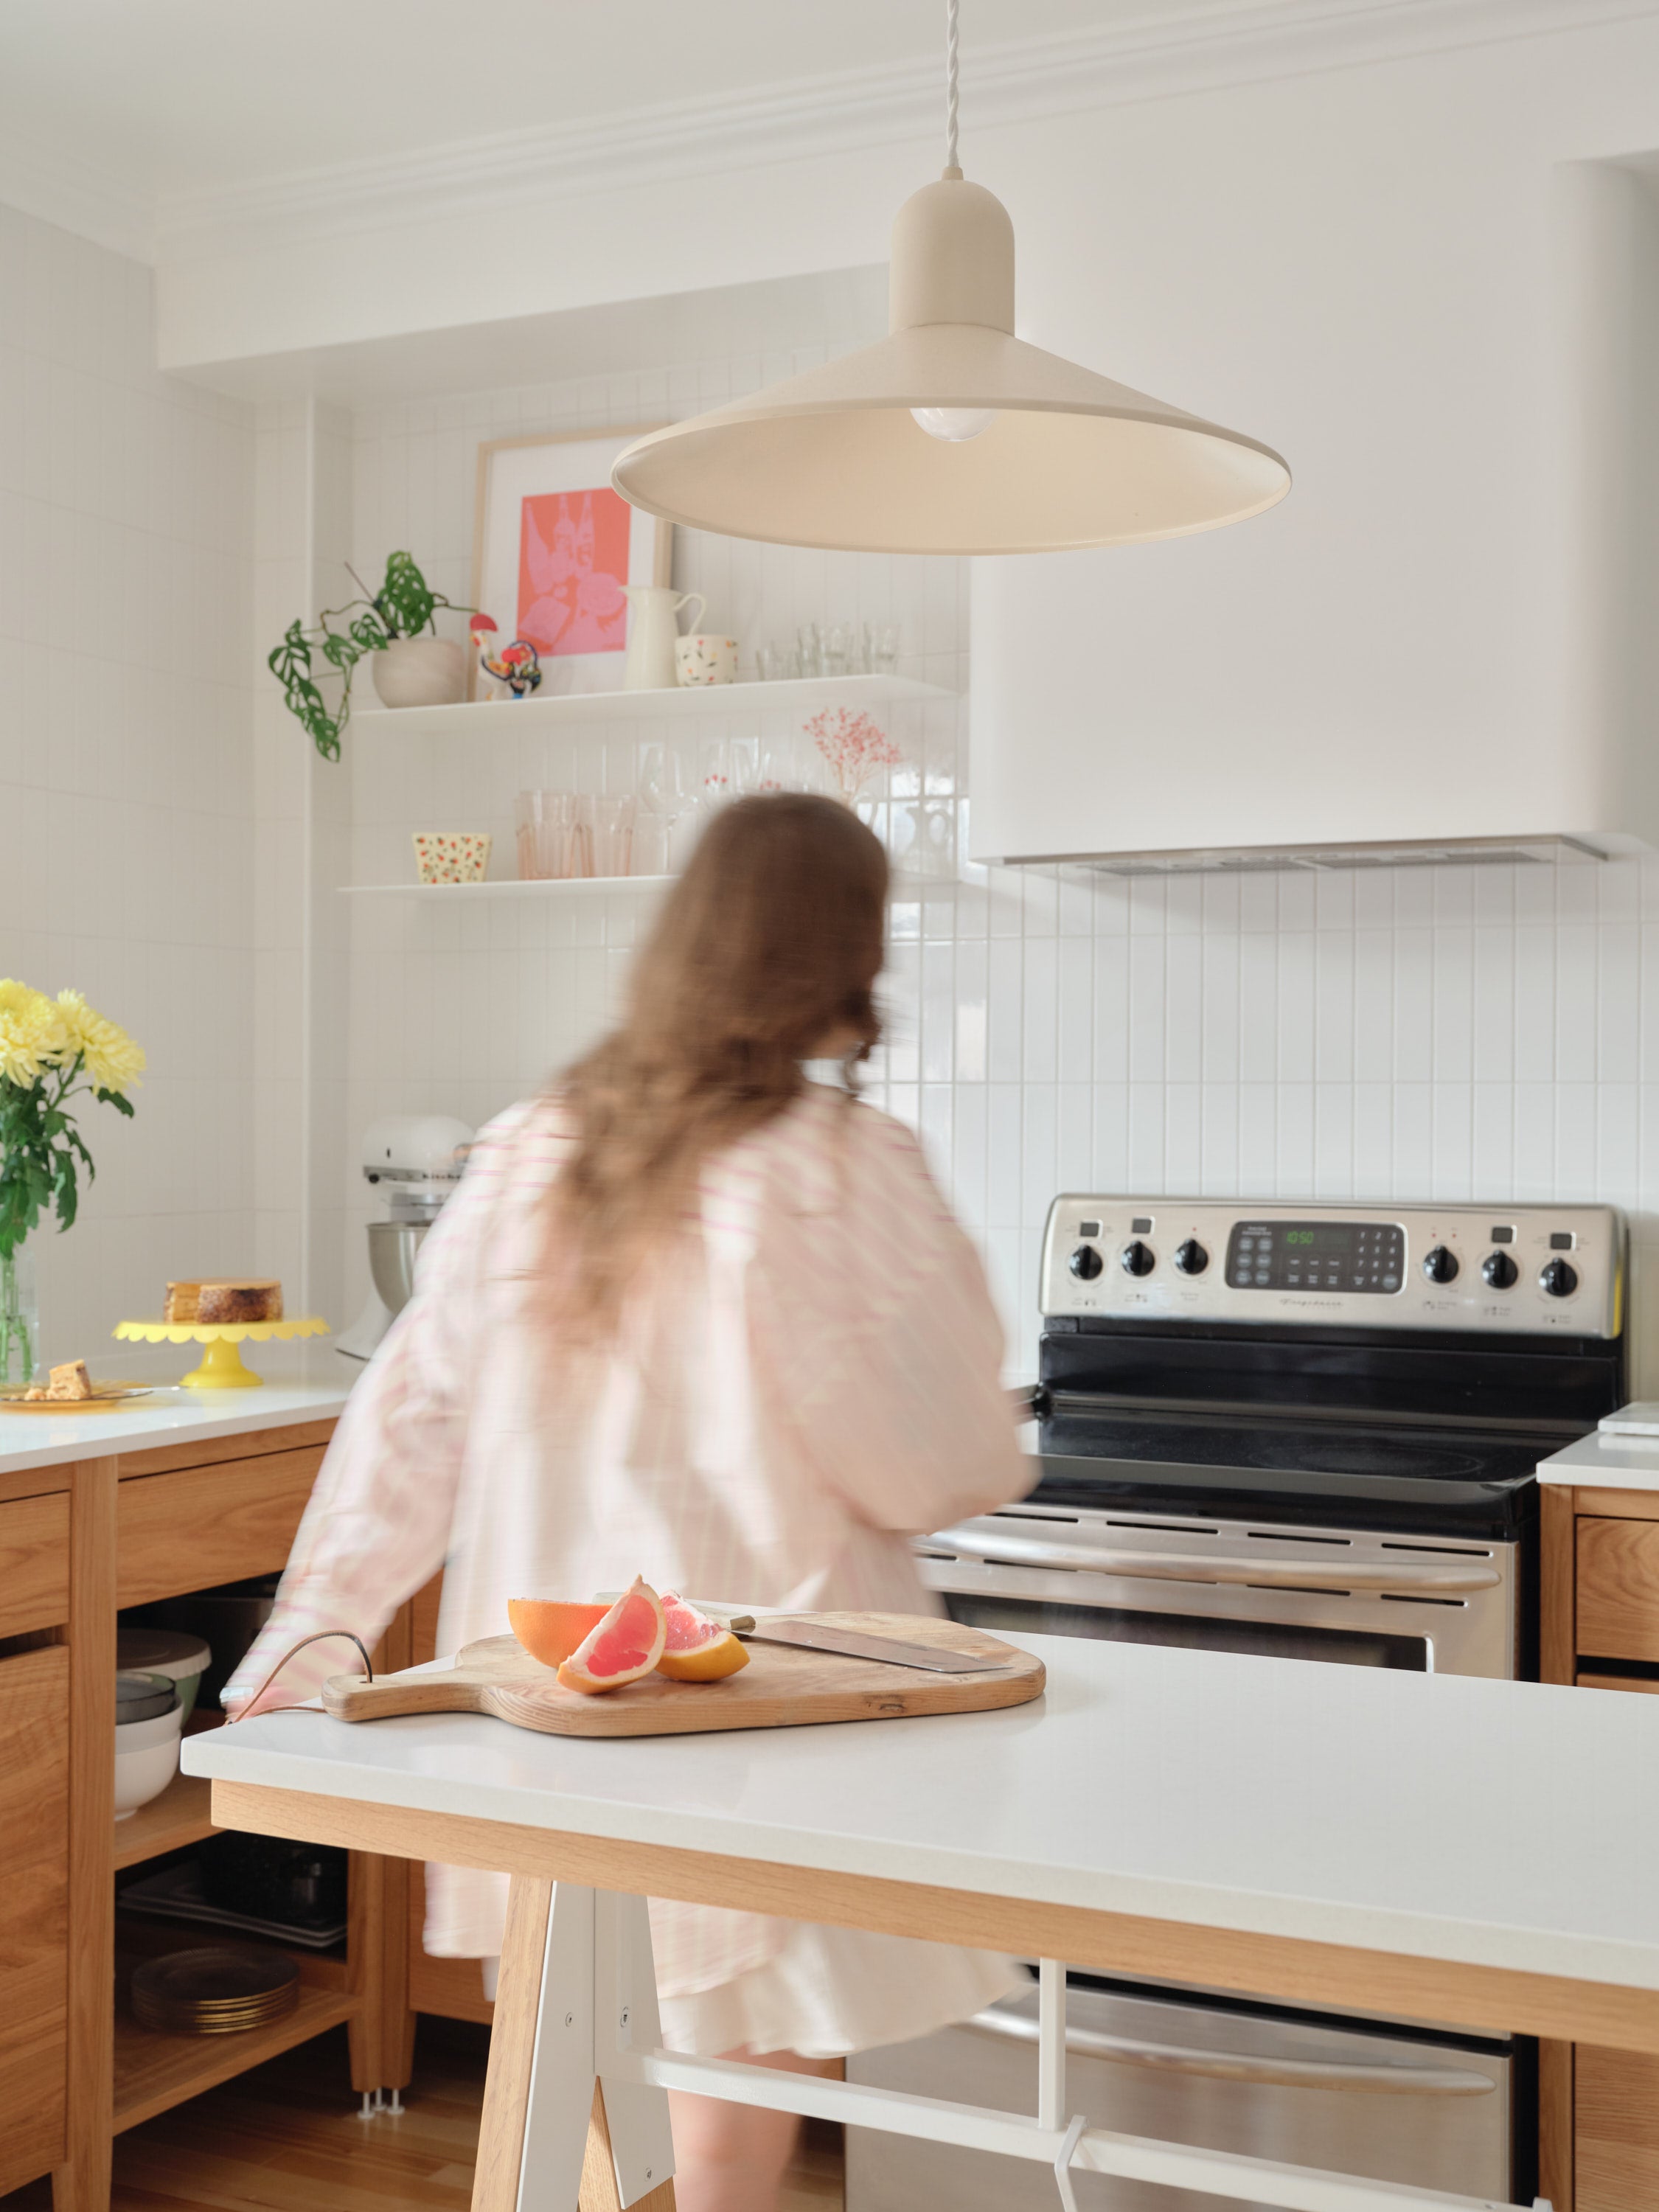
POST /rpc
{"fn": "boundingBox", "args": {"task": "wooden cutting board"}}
[321,1613,1044,1739]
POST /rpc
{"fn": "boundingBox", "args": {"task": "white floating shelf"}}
[342,875,675,899]
[351,672,954,737]
[341,870,955,901]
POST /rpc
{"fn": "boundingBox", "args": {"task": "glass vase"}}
[0,1240,39,1387]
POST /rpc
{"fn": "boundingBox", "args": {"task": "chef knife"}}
[724,1615,1012,1675]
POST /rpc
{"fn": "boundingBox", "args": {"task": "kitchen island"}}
[0,1379,364,2212]
[187,1630,1659,2212]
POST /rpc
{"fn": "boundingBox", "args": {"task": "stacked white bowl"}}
[114,1671,184,1819]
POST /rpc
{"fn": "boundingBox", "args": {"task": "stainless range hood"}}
[1012,833,1607,877]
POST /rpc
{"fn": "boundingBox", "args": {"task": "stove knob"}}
[1421,1245,1459,1285]
[1173,1239,1208,1276]
[1068,1245,1104,1281]
[1540,1256,1578,1299]
[1481,1251,1518,1290]
[1120,1240,1156,1278]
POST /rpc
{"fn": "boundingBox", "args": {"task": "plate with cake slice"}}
[0,1359,154,1410]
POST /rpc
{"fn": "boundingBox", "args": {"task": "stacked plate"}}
[129,1945,299,2036]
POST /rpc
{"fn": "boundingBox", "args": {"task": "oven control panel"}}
[1041,1198,1624,1337]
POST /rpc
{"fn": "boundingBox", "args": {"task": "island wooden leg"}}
[473,1876,557,2212]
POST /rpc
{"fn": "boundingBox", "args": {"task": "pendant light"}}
[612,0,1290,556]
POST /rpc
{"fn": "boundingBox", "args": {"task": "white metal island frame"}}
[184,1632,1659,2212]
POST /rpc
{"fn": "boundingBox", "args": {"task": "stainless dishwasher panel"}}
[846,1980,1512,2212]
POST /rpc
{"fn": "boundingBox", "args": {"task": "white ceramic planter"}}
[114,1704,184,1819]
[372,636,467,709]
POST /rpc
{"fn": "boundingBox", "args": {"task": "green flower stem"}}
[0,1245,32,1386]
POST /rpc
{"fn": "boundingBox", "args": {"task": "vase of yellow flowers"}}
[0,981,145,1385]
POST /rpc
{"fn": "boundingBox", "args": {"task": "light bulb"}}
[911,406,998,442]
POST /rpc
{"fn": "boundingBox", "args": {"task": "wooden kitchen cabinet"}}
[0,1414,423,2212]
[1540,1483,1659,2212]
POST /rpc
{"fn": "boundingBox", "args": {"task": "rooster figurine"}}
[470,614,543,701]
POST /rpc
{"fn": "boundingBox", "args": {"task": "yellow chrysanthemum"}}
[55,990,145,1093]
[0,979,72,1088]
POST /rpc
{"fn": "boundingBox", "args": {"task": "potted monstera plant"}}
[268,551,470,760]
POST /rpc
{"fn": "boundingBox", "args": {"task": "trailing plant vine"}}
[268,552,468,761]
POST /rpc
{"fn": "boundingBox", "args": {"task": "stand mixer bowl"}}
[367,1220,428,1317]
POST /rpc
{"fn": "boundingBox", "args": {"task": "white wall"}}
[321,291,1659,1395]
[0,201,257,1366]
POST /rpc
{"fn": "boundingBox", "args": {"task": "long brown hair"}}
[549,793,888,1329]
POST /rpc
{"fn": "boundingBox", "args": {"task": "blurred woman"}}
[226,793,1027,2212]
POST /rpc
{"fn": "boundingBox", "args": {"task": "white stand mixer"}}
[336,1116,475,1364]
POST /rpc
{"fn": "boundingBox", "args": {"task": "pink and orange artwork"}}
[518,488,631,659]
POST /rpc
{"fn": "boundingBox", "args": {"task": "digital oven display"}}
[1225,1221,1405,1294]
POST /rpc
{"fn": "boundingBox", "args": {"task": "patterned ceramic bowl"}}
[412,832,492,884]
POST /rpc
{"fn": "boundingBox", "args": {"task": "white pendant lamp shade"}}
[612,173,1290,556]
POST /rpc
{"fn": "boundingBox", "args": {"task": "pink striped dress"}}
[226,1085,1030,2054]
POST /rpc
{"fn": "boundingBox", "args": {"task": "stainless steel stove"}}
[849,1196,1627,2212]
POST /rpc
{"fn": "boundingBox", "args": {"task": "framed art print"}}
[471,426,672,697]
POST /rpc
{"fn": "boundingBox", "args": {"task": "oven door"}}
[847,1978,1515,2212]
[918,1502,1519,1679]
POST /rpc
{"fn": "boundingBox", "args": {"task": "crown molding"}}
[7,0,1657,271]
[152,0,1659,265]
[0,134,153,262]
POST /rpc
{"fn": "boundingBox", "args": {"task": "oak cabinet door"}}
[1577,2045,1659,2210]
[0,1643,69,2194]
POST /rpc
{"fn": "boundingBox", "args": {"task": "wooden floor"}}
[2,2021,843,2211]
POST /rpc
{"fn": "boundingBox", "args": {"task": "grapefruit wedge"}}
[507,1599,609,1670]
[557,1577,668,1694]
[655,1592,751,1682]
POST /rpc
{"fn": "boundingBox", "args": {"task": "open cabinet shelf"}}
[112,1984,358,2135]
[112,1771,220,1871]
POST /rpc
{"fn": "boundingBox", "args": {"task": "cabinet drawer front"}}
[0,1645,68,2192]
[1577,2044,1659,2211]
[116,1445,324,1607]
[0,1490,70,1637]
[1577,1516,1659,1664]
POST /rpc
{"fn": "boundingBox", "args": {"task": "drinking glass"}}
[515,790,579,880]
[866,622,900,675]
[796,623,824,679]
[589,796,636,880]
[638,747,696,874]
[728,736,761,796]
[822,624,852,678]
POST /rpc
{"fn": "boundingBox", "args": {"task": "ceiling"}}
[0,0,1206,199]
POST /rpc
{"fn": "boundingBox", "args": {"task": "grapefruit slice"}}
[655,1592,751,1683]
[556,1577,668,1694]
[507,1598,609,1670]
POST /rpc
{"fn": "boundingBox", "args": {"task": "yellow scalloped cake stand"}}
[113,1317,330,1388]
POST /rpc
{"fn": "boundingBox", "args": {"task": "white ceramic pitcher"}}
[622,586,706,691]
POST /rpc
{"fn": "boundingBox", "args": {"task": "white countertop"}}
[187,1632,1659,1995]
[1537,1427,1659,1492]
[0,1380,350,1475]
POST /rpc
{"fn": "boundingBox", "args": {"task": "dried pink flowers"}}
[806,707,903,803]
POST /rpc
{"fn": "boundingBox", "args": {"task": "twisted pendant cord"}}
[945,0,960,173]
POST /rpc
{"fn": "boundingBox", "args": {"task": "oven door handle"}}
[962,2007,1496,2094]
[931,1528,1500,1594]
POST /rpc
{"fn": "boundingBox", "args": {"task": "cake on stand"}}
[113,1316,330,1388]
